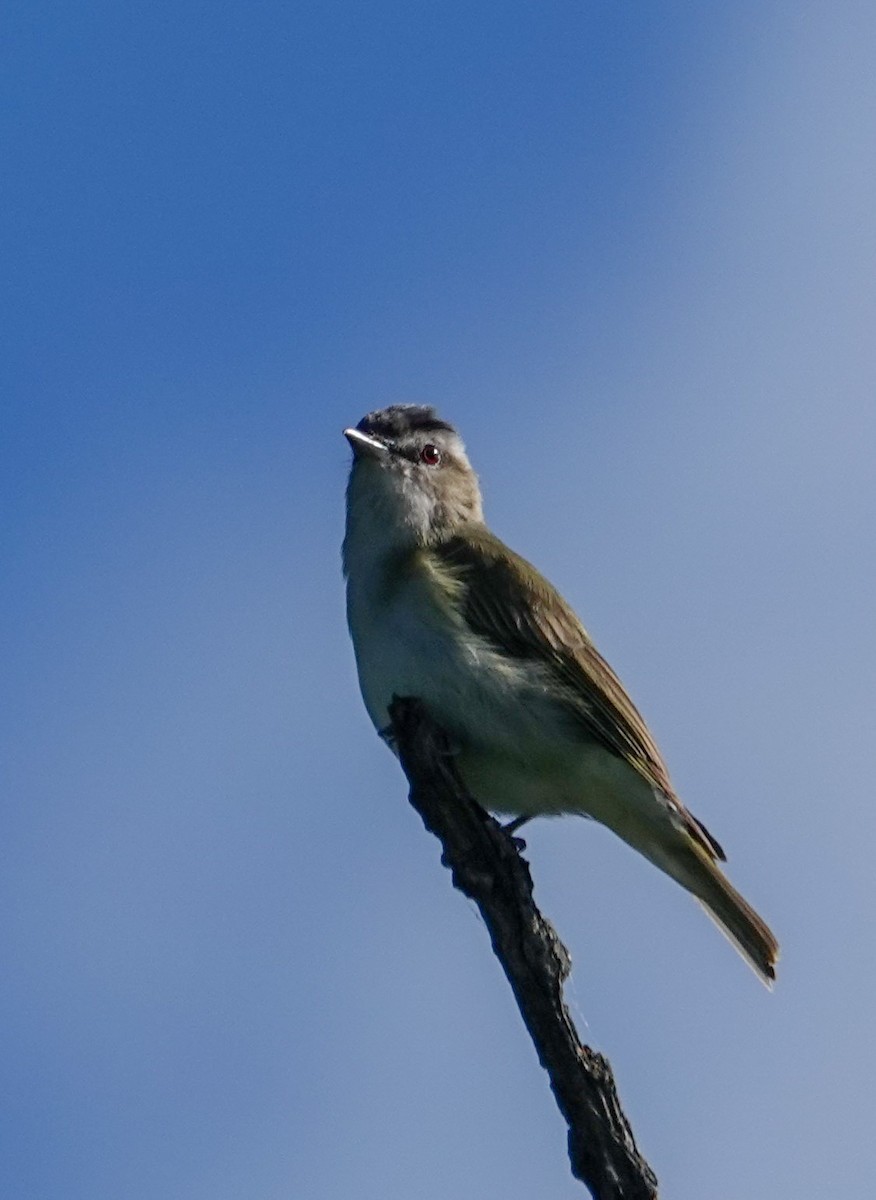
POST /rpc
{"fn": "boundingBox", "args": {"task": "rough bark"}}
[388,696,659,1200]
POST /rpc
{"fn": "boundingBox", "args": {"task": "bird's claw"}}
[378,724,398,750]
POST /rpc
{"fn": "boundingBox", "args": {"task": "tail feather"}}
[674,844,779,986]
[569,772,779,984]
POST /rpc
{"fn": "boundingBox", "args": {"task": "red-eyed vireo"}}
[342,405,779,985]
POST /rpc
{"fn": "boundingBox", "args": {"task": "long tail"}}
[657,837,779,987]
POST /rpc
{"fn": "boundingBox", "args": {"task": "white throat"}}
[342,461,432,583]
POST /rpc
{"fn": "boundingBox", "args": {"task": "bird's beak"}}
[344,428,389,459]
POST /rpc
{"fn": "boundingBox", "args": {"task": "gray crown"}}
[356,405,455,442]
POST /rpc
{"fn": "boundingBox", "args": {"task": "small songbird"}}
[342,405,779,985]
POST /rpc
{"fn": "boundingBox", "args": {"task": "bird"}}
[342,404,779,985]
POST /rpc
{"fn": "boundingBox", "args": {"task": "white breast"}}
[346,554,562,757]
[343,476,587,813]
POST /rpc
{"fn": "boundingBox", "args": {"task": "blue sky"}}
[2,2,875,1196]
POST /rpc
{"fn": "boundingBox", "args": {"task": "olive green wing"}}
[433,527,725,861]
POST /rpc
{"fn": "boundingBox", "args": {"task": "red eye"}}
[420,443,441,465]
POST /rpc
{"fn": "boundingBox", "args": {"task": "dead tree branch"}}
[388,696,659,1200]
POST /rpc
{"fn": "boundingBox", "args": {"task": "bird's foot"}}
[378,724,397,751]
[379,721,461,758]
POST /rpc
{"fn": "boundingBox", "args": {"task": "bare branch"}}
[388,696,659,1200]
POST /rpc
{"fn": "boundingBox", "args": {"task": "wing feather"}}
[432,527,726,862]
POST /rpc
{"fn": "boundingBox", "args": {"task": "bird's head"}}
[344,406,483,554]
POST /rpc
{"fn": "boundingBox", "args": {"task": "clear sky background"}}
[2,3,875,1197]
